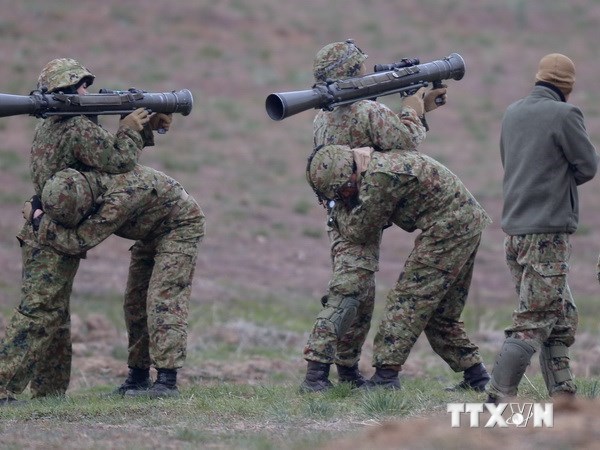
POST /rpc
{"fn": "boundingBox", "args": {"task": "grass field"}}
[1,0,600,448]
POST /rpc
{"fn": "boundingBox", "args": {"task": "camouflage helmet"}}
[306,144,355,202]
[37,58,95,93]
[313,39,368,83]
[41,168,98,228]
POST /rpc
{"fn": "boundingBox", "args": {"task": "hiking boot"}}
[113,367,152,395]
[446,363,490,392]
[124,369,179,398]
[299,361,334,393]
[361,366,401,390]
[336,363,367,388]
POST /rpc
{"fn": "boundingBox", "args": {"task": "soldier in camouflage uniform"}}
[300,40,450,392]
[307,144,492,390]
[486,54,598,404]
[35,164,204,398]
[0,58,198,403]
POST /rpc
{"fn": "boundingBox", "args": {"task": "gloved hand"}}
[403,87,425,116]
[424,84,447,112]
[149,113,173,133]
[22,195,42,222]
[120,108,150,132]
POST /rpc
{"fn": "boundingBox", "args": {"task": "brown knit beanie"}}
[535,53,575,95]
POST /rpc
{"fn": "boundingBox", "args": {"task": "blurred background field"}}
[1,0,600,448]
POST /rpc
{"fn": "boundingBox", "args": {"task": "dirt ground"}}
[324,396,600,450]
[1,0,600,448]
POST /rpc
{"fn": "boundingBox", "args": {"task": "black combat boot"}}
[113,367,152,395]
[446,363,491,392]
[336,363,367,388]
[125,368,179,398]
[361,366,401,390]
[299,361,334,393]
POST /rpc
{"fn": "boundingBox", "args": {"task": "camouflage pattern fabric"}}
[372,236,483,369]
[303,93,426,367]
[503,233,577,348]
[0,112,146,398]
[30,115,143,196]
[313,40,367,82]
[336,151,492,258]
[37,58,94,93]
[303,226,380,366]
[313,99,426,151]
[486,233,579,398]
[29,313,72,398]
[42,168,100,228]
[36,164,205,369]
[0,238,80,398]
[333,150,491,370]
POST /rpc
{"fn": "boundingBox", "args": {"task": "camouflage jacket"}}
[36,165,202,257]
[313,99,426,151]
[30,115,144,195]
[335,151,491,249]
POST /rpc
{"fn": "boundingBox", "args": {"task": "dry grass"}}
[1,0,600,448]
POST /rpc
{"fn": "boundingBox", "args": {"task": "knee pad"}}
[540,343,575,395]
[317,297,360,339]
[489,338,536,397]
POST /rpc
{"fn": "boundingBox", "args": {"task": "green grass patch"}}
[3,375,584,449]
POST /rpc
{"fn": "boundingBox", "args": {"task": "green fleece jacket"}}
[500,84,598,235]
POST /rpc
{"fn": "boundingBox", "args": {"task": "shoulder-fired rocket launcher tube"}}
[265,53,465,121]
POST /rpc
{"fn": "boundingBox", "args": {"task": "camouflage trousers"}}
[121,195,204,370]
[372,233,484,371]
[503,233,577,348]
[303,227,380,367]
[0,239,79,398]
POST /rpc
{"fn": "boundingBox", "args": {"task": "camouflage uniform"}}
[503,234,577,346]
[306,96,425,367]
[301,41,429,393]
[326,149,491,371]
[0,116,144,399]
[36,165,205,370]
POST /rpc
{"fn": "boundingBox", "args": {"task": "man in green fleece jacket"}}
[486,53,599,403]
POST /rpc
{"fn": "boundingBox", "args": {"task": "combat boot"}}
[113,367,152,396]
[299,361,334,393]
[336,363,367,388]
[125,368,179,398]
[361,366,401,390]
[445,363,490,392]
